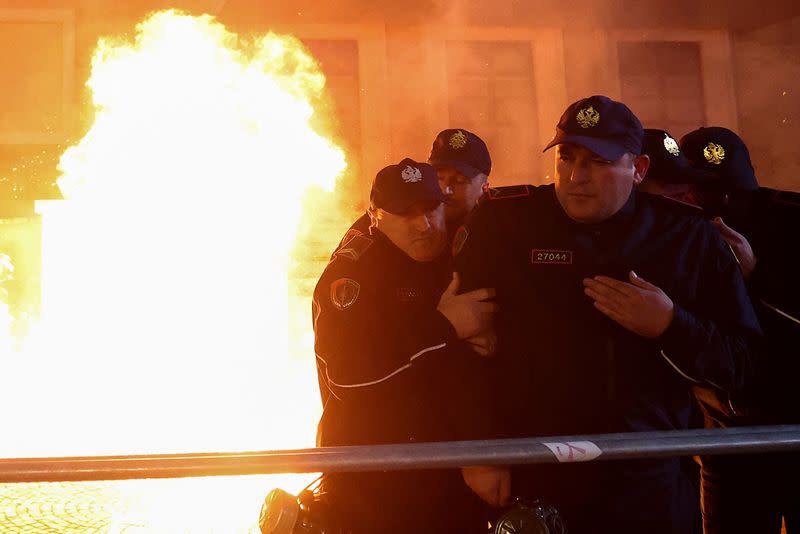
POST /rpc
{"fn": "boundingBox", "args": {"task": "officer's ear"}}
[478,173,490,193]
[367,206,380,229]
[632,154,650,186]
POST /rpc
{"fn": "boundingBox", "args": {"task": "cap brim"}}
[648,161,717,185]
[677,165,716,185]
[543,134,628,162]
[429,159,483,179]
[381,191,446,215]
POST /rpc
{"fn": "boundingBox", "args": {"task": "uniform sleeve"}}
[329,213,371,260]
[748,255,800,327]
[313,260,458,401]
[657,227,762,392]
[452,203,502,292]
[451,204,504,439]
[747,202,800,324]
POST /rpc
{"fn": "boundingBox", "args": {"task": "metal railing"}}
[1,425,799,483]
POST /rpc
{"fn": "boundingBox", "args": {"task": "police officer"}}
[313,158,497,533]
[679,126,800,534]
[453,95,762,534]
[428,128,492,232]
[638,127,725,534]
[330,129,492,256]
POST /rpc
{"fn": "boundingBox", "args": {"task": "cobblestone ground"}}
[0,474,310,533]
[1,477,789,533]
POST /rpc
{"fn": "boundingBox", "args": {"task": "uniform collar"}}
[371,227,411,262]
[560,189,637,231]
[610,190,637,222]
[371,228,451,268]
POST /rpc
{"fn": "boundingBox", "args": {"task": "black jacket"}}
[453,184,761,533]
[712,187,800,425]
[313,228,489,533]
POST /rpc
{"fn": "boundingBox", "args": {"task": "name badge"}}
[396,287,421,302]
[531,249,573,265]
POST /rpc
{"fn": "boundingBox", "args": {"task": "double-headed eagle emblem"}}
[449,130,468,149]
[576,106,600,128]
[703,142,726,165]
[401,165,423,183]
[663,134,680,156]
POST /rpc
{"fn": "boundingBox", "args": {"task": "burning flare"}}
[2,8,348,478]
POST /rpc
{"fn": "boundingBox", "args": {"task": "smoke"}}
[733,15,800,190]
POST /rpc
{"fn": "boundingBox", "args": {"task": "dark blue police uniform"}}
[681,127,800,534]
[453,183,761,534]
[313,160,490,534]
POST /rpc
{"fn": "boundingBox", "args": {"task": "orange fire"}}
[0,8,354,516]
[0,253,13,353]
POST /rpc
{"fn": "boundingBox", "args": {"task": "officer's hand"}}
[465,329,497,357]
[712,217,757,280]
[438,272,498,339]
[461,465,510,507]
[583,271,674,338]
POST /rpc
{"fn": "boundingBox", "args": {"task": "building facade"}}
[0,0,798,215]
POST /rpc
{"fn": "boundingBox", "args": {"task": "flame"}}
[0,253,14,353]
[1,9,353,504]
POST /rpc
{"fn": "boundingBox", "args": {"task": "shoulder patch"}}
[334,232,373,262]
[338,227,364,245]
[452,225,469,257]
[334,228,364,252]
[484,184,533,202]
[330,278,360,310]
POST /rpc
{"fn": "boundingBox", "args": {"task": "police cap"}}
[642,128,714,184]
[428,129,492,179]
[370,158,445,215]
[544,95,643,161]
[679,127,759,191]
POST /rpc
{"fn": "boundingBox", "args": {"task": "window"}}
[0,21,65,139]
[618,41,705,138]
[0,10,74,203]
[446,41,538,183]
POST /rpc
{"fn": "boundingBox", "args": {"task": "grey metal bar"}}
[1,425,798,483]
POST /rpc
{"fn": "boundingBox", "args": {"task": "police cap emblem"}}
[449,130,468,149]
[401,165,423,183]
[703,142,725,165]
[330,278,360,310]
[663,134,680,156]
[576,106,600,128]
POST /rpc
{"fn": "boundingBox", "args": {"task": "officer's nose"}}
[439,179,454,197]
[412,213,432,232]
[569,160,591,184]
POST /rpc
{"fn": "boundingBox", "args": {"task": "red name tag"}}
[531,249,573,265]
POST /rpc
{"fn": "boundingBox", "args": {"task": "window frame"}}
[607,28,738,130]
[269,23,390,195]
[424,27,568,184]
[0,9,76,145]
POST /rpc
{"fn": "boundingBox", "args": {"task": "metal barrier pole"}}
[1,425,799,483]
